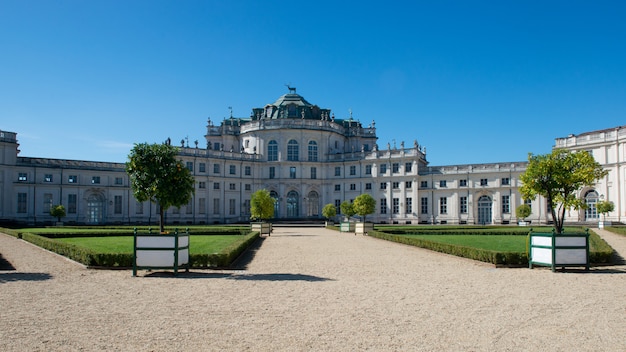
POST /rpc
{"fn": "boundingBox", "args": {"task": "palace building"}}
[0,90,623,226]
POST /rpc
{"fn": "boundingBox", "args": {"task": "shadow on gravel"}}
[0,254,16,270]
[227,273,333,282]
[0,272,53,283]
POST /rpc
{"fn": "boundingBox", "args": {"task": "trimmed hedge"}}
[19,230,259,268]
[370,229,614,266]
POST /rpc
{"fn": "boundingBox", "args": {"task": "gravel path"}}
[1,227,625,351]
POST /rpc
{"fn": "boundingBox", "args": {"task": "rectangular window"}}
[198,181,206,189]
[380,164,387,174]
[525,198,532,212]
[420,181,428,188]
[242,199,250,215]
[335,167,341,176]
[186,161,194,171]
[392,182,400,189]
[92,176,100,184]
[350,165,356,176]
[115,177,123,185]
[135,200,143,215]
[43,193,53,213]
[350,184,356,191]
[480,178,488,186]
[68,175,77,183]
[18,172,27,182]
[502,178,510,186]
[68,194,77,214]
[439,197,447,214]
[365,183,372,190]
[213,142,220,151]
[244,166,251,176]
[406,197,413,214]
[213,182,220,190]
[213,198,220,214]
[335,199,341,213]
[439,180,447,187]
[199,163,206,173]
[405,162,412,173]
[290,167,296,179]
[229,199,236,215]
[199,198,206,214]
[114,195,122,214]
[405,181,412,189]
[213,164,220,174]
[229,183,236,190]
[335,184,341,191]
[44,174,53,182]
[392,198,400,214]
[392,163,399,173]
[365,165,372,175]
[421,197,428,214]
[380,182,387,190]
[380,198,387,214]
[459,179,467,187]
[245,184,251,191]
[269,167,275,179]
[460,196,467,214]
[17,193,27,213]
[310,167,317,179]
[502,195,510,213]
[229,165,236,175]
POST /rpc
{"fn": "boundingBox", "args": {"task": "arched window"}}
[270,191,279,218]
[584,190,599,220]
[477,195,492,225]
[87,193,105,224]
[287,140,299,161]
[287,190,299,217]
[308,141,318,162]
[268,140,278,161]
[306,191,320,217]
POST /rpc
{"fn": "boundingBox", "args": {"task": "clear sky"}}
[1,1,625,166]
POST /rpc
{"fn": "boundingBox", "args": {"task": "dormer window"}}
[288,104,297,117]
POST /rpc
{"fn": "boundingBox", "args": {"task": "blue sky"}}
[1,1,625,165]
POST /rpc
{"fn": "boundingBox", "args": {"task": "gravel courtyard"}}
[1,227,625,351]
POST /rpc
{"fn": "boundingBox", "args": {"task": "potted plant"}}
[339,201,356,232]
[322,203,337,227]
[516,203,531,226]
[596,200,614,229]
[353,194,376,235]
[50,204,66,226]
[250,189,275,235]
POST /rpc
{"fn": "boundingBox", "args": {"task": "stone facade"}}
[0,93,622,226]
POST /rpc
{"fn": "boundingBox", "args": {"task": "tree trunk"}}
[159,204,165,233]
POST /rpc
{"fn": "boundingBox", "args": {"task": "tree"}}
[340,201,355,220]
[515,203,531,221]
[50,204,66,222]
[322,203,337,220]
[519,149,608,234]
[596,200,614,222]
[126,143,195,233]
[250,189,275,221]
[353,194,376,222]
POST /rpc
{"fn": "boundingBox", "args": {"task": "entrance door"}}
[477,195,492,225]
[286,190,299,218]
[270,191,279,218]
[87,193,105,224]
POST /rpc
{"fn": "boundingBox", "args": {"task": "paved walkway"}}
[0,227,625,351]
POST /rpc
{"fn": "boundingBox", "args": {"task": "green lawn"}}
[402,235,526,252]
[56,235,246,255]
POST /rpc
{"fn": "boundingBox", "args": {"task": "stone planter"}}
[251,222,272,235]
[133,228,189,276]
[325,221,334,227]
[340,222,355,233]
[518,221,528,227]
[528,229,589,272]
[355,222,373,235]
[598,221,612,229]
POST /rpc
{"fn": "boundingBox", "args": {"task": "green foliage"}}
[340,201,355,218]
[322,203,337,220]
[520,149,608,234]
[50,204,66,222]
[515,204,531,220]
[250,189,275,221]
[126,143,195,232]
[596,200,614,221]
[353,194,376,221]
